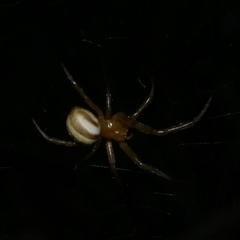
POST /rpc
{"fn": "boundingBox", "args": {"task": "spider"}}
[33,63,211,181]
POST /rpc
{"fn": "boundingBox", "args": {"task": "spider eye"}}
[66,107,100,144]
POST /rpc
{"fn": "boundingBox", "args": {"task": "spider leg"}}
[106,140,121,183]
[105,81,111,120]
[102,61,112,120]
[119,141,172,180]
[129,78,154,119]
[83,137,102,161]
[32,119,77,146]
[133,96,212,136]
[74,137,102,171]
[60,62,104,119]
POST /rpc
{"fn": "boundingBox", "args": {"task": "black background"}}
[1,0,240,239]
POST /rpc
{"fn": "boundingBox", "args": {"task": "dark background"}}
[1,0,240,239]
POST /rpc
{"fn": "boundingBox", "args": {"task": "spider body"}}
[33,63,211,181]
[100,112,132,141]
[66,107,100,144]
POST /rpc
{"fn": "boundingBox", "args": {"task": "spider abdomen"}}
[66,107,100,144]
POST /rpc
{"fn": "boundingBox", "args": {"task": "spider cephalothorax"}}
[33,63,211,181]
[100,112,133,141]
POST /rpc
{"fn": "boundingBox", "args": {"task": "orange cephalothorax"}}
[100,112,131,141]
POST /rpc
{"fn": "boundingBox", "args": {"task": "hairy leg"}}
[130,78,154,119]
[83,137,102,161]
[105,82,111,120]
[74,137,102,171]
[134,96,212,136]
[106,140,121,183]
[119,141,172,180]
[32,119,77,146]
[60,62,104,119]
